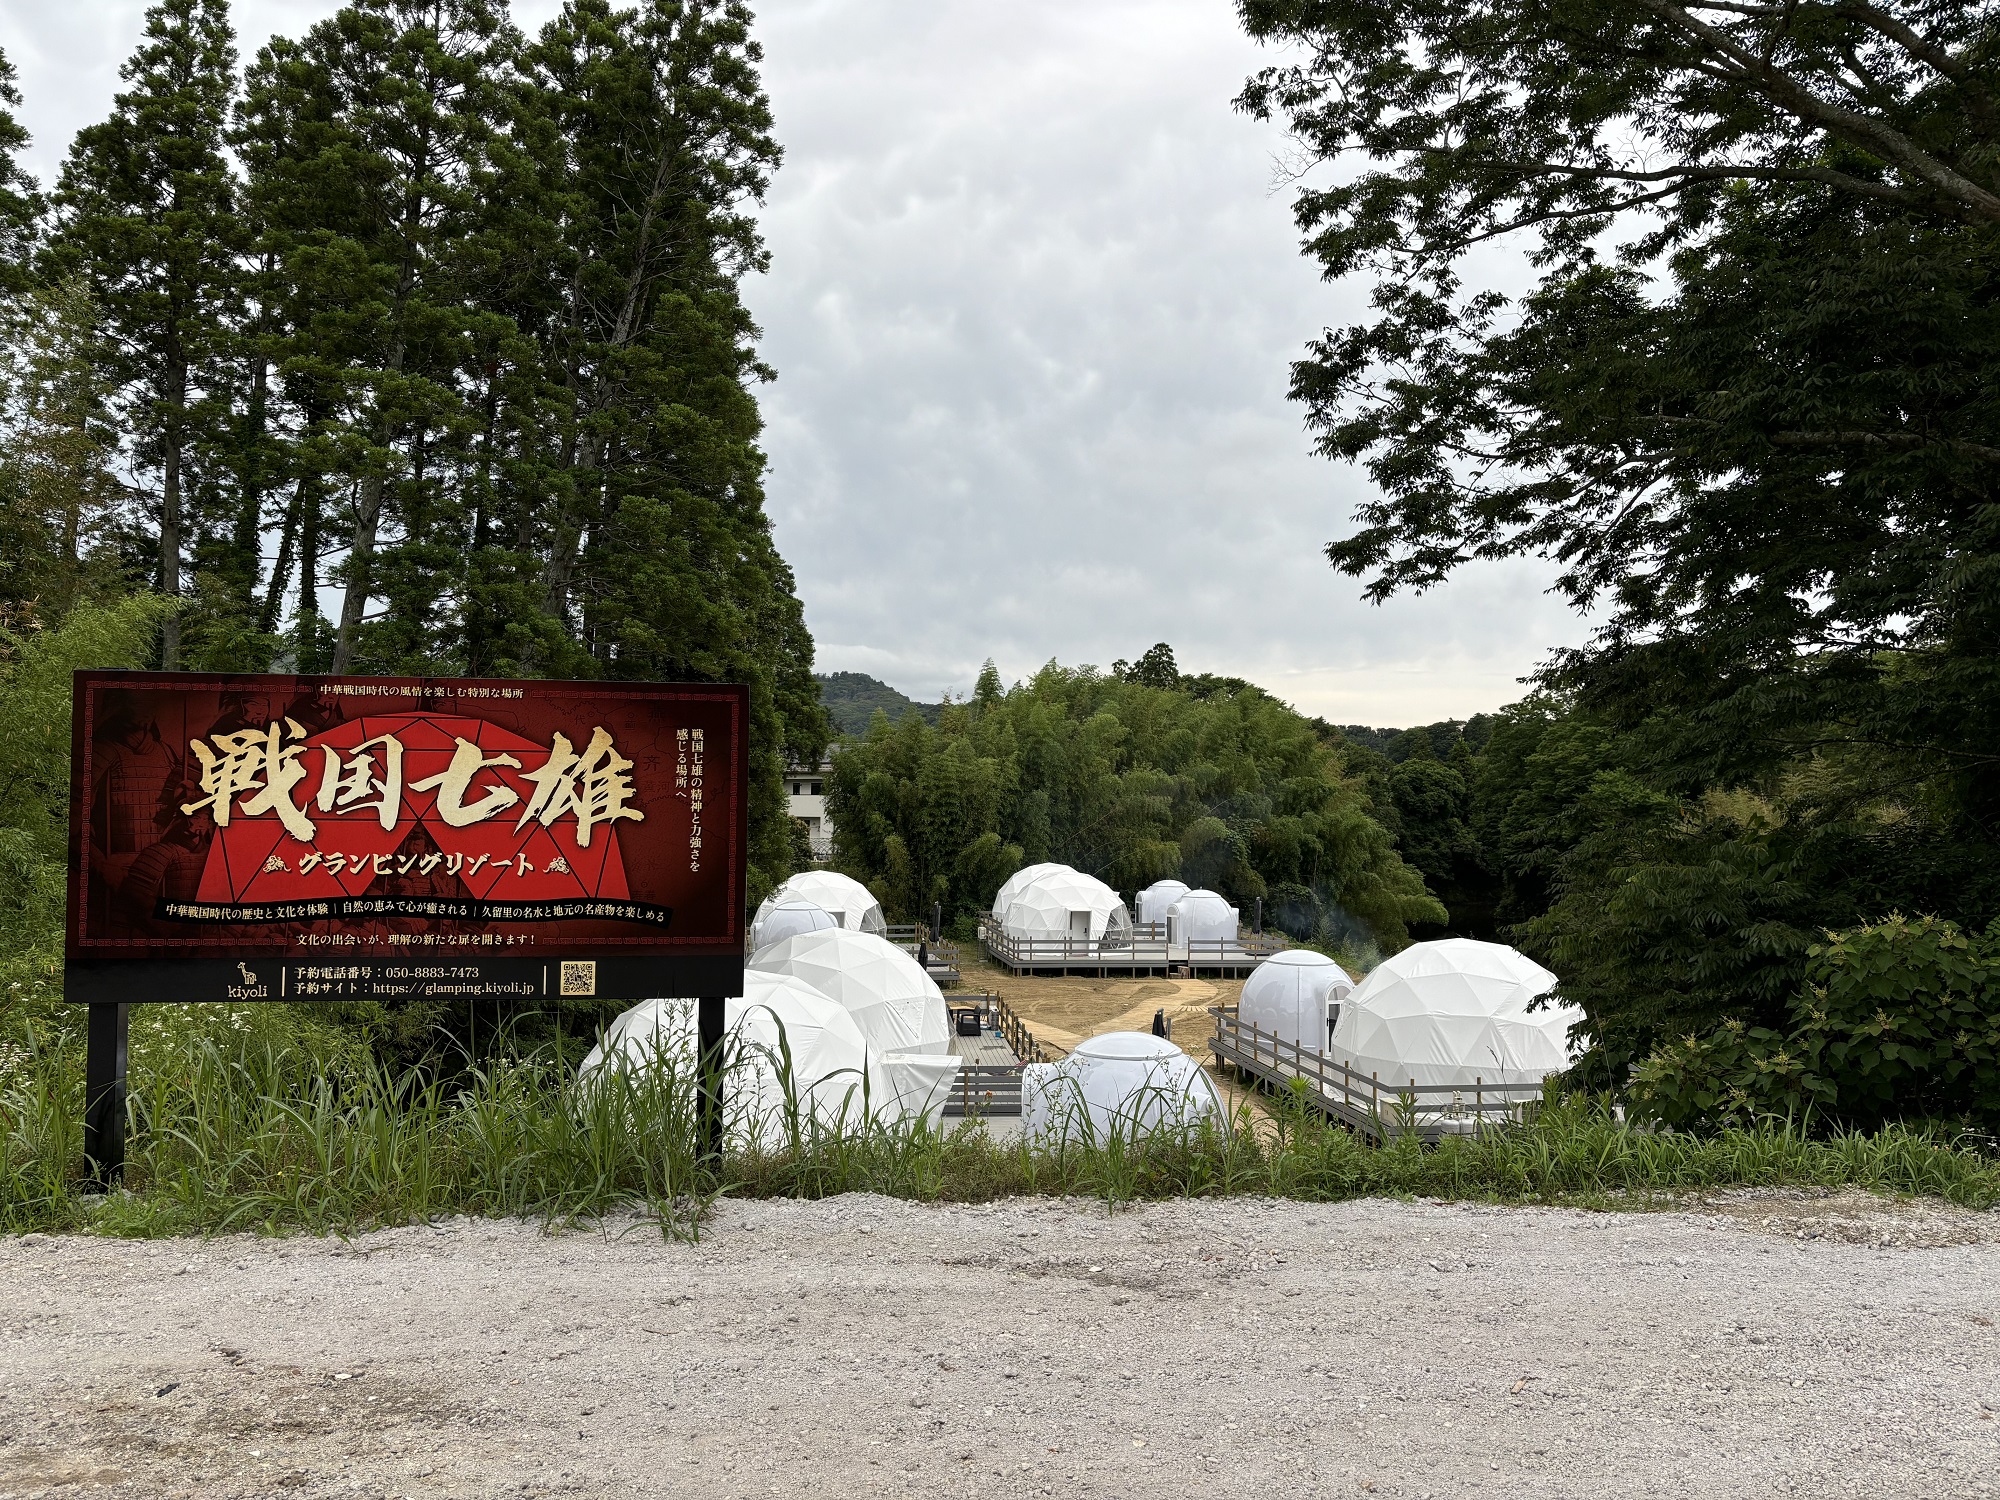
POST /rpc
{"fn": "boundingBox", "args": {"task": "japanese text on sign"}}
[179,721,644,848]
[677,726,704,872]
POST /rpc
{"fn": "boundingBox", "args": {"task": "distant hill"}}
[817,672,944,736]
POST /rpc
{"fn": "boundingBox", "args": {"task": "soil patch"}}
[4,1195,1998,1498]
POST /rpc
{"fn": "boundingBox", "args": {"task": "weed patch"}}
[5,1033,1998,1237]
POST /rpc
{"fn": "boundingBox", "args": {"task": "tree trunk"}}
[230,349,271,615]
[541,146,678,623]
[159,358,185,670]
[329,465,384,674]
[258,475,304,636]
[330,332,405,674]
[295,472,320,671]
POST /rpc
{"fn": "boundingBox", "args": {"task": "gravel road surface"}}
[3,1191,1998,1498]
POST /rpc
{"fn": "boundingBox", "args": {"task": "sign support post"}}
[697,994,726,1159]
[83,1001,129,1187]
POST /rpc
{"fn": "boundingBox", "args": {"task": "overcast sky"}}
[3,0,1587,726]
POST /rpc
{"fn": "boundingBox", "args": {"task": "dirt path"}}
[957,956,1244,1063]
[4,1192,1998,1499]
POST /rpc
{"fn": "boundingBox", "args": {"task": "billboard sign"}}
[66,672,749,1004]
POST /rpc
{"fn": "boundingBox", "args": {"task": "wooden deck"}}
[979,917,1284,978]
[939,992,1055,1118]
[887,927,963,986]
[1209,1007,1548,1142]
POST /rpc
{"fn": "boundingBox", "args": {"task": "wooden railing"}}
[952,990,1053,1064]
[1209,1006,1548,1142]
[886,926,961,963]
[942,1063,1024,1118]
[947,990,1053,1063]
[979,916,1285,971]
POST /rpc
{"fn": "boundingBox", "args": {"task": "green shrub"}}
[1631,914,2000,1129]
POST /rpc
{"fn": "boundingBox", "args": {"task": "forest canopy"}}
[1238,0,2000,1082]
[826,651,1443,956]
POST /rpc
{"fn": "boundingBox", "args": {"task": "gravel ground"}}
[4,1190,1999,1499]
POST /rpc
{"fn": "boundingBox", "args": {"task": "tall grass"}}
[4,1033,1998,1238]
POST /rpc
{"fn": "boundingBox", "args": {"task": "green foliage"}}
[827,660,1442,945]
[1633,915,2000,1131]
[1109,641,1181,691]
[0,277,133,616]
[1240,2,2000,1072]
[0,595,175,1042]
[0,46,41,295]
[817,671,942,736]
[52,0,245,671]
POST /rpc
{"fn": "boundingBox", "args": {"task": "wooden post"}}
[697,995,726,1160]
[84,1001,129,1188]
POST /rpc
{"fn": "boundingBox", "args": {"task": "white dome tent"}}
[991,862,1066,920]
[1135,879,1190,927]
[997,866,1133,948]
[750,897,837,950]
[749,928,953,1057]
[1237,950,1355,1054]
[1022,1032,1223,1143]
[879,1052,964,1129]
[1331,938,1585,1094]
[577,972,886,1143]
[1166,889,1238,951]
[757,870,886,937]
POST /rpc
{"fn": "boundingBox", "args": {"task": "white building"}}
[787,759,833,862]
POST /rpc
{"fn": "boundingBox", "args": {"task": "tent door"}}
[833,912,847,929]
[1068,910,1091,942]
[1325,1003,1341,1052]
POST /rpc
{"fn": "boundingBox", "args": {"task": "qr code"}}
[559,961,597,997]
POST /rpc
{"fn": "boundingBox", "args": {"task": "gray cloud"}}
[2,0,1587,725]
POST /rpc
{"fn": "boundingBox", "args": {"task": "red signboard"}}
[66,672,748,1004]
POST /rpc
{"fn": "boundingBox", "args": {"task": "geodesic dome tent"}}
[880,1051,964,1128]
[1330,938,1584,1091]
[1135,879,1190,927]
[1238,950,1355,1053]
[750,897,837,950]
[997,866,1133,947]
[577,972,885,1142]
[991,862,1066,920]
[1166,888,1238,948]
[1022,1032,1223,1143]
[749,927,952,1057]
[759,870,887,937]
